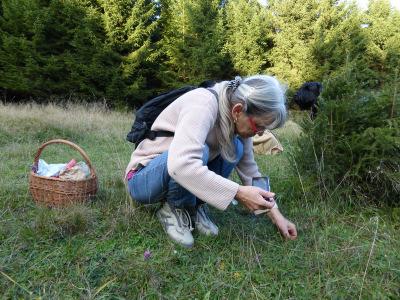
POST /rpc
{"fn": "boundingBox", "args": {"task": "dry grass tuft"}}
[0,101,132,139]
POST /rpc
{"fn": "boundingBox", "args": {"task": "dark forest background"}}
[1,0,399,107]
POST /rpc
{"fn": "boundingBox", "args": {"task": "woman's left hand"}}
[268,209,297,240]
[275,217,297,240]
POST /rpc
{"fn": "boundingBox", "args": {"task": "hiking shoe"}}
[156,202,194,248]
[195,204,219,236]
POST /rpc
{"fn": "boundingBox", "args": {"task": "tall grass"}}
[0,102,399,299]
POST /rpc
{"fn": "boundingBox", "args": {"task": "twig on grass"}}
[311,140,330,202]
[311,221,322,292]
[330,170,350,197]
[26,248,60,272]
[250,281,261,300]
[318,245,367,255]
[278,283,282,299]
[0,208,10,220]
[343,219,370,249]
[250,237,262,270]
[92,277,117,298]
[359,216,379,300]
[0,270,33,296]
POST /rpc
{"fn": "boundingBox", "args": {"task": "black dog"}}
[293,82,323,119]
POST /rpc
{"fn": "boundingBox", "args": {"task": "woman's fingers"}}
[246,197,271,211]
[259,189,275,200]
[287,223,298,240]
[281,223,297,240]
[273,217,298,240]
[257,197,275,209]
[256,190,275,209]
[235,186,276,211]
[282,230,290,239]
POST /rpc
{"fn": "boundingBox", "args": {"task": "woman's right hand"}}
[235,185,275,212]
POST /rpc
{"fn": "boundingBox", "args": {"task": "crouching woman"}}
[125,75,297,247]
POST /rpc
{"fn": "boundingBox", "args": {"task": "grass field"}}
[0,102,399,299]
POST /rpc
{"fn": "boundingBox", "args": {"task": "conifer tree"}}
[365,0,400,80]
[0,0,40,95]
[224,0,272,75]
[157,0,227,87]
[268,0,369,89]
[98,0,158,104]
[267,0,321,88]
[312,0,369,84]
[0,0,121,100]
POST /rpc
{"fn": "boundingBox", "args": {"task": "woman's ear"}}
[231,103,244,121]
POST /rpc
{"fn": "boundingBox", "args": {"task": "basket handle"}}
[33,139,96,177]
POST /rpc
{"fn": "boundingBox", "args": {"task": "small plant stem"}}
[359,217,379,300]
[250,239,262,270]
[92,277,117,298]
[0,270,33,296]
[291,153,307,201]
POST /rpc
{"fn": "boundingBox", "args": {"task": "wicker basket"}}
[29,139,98,207]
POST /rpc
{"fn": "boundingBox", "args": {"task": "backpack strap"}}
[147,88,218,140]
[206,88,218,100]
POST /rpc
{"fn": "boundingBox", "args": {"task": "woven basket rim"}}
[29,171,97,182]
[32,139,97,176]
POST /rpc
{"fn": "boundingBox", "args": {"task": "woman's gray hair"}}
[215,75,287,162]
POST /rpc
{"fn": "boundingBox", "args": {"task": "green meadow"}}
[0,102,399,299]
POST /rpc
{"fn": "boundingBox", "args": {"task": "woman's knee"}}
[127,153,170,204]
[128,174,165,204]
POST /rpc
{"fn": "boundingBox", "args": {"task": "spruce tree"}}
[224,0,272,75]
[312,0,369,84]
[157,0,227,87]
[98,0,158,105]
[364,0,400,81]
[0,0,40,95]
[267,0,370,90]
[267,0,321,88]
[0,0,122,101]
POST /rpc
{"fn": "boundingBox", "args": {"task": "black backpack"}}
[293,81,323,119]
[293,82,323,110]
[126,83,217,147]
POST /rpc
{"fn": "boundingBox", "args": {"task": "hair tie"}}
[228,76,242,93]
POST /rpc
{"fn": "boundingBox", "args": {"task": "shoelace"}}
[174,208,194,232]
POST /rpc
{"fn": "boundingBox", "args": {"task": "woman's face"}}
[232,103,273,138]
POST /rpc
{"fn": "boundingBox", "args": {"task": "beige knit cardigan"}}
[125,85,261,210]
